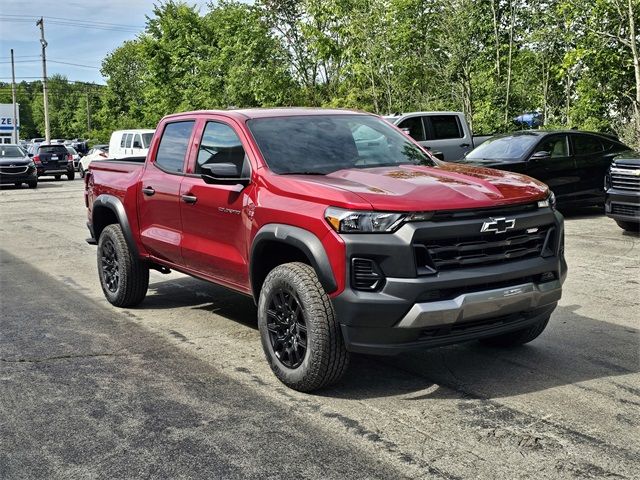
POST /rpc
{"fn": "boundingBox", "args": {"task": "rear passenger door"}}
[138,120,195,265]
[179,118,253,289]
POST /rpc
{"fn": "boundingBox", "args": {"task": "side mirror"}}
[530,150,550,161]
[200,163,249,186]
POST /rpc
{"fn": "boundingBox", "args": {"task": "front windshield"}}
[247,114,437,174]
[0,145,26,157]
[466,135,539,160]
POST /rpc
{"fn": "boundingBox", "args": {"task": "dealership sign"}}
[0,104,20,131]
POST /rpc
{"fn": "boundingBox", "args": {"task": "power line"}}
[0,17,141,33]
[0,13,144,29]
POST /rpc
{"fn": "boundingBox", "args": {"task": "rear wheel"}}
[97,224,149,307]
[67,170,75,181]
[258,262,349,392]
[14,182,21,187]
[480,315,550,347]
[54,175,61,180]
[616,220,640,233]
[27,180,37,189]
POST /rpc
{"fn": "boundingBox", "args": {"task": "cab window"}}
[573,135,603,156]
[397,117,426,141]
[536,136,569,158]
[196,122,248,177]
[155,121,195,173]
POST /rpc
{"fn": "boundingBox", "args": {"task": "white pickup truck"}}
[384,111,492,161]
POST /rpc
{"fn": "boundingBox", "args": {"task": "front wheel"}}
[79,167,85,178]
[479,315,550,347]
[14,182,21,187]
[27,180,37,189]
[54,175,61,180]
[67,170,75,181]
[616,220,640,233]
[97,224,149,307]
[258,262,349,392]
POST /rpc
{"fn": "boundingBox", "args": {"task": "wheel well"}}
[92,205,118,240]
[251,240,312,300]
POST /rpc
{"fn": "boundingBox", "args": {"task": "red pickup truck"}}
[85,108,567,391]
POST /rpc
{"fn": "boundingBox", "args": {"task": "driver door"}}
[526,134,576,200]
[179,118,254,289]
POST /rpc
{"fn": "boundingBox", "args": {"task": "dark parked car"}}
[457,131,629,207]
[27,143,75,180]
[0,144,37,188]
[605,151,640,232]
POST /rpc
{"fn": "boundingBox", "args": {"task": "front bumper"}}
[0,165,37,184]
[332,207,566,354]
[605,188,640,222]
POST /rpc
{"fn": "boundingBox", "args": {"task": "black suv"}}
[605,151,640,232]
[27,143,75,180]
[0,144,37,188]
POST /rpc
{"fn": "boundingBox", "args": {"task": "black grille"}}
[612,203,640,217]
[430,202,538,222]
[611,165,640,192]
[415,225,552,271]
[0,166,28,174]
[351,258,384,291]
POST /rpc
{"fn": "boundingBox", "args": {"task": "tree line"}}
[3,0,639,148]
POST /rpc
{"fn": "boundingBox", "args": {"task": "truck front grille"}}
[611,165,640,192]
[611,203,640,217]
[414,225,554,272]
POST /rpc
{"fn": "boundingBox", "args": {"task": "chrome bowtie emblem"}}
[481,217,516,234]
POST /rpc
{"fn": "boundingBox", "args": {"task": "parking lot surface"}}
[1,179,639,479]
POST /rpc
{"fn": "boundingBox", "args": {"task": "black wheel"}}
[79,167,85,178]
[14,182,21,187]
[97,224,149,307]
[27,180,37,189]
[616,220,640,233]
[480,315,550,347]
[54,175,61,180]
[258,262,349,392]
[67,170,75,180]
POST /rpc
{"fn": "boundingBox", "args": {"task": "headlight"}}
[537,191,556,210]
[325,207,432,233]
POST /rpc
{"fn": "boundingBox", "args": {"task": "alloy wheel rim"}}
[266,288,307,368]
[101,239,120,293]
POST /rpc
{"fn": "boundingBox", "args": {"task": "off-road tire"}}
[97,224,149,307]
[67,170,75,181]
[27,180,37,189]
[258,262,349,392]
[616,220,640,233]
[480,315,550,347]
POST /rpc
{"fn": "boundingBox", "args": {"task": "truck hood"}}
[270,163,548,211]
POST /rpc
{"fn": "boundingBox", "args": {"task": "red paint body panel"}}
[86,109,549,299]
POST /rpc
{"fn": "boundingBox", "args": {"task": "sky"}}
[0,0,212,85]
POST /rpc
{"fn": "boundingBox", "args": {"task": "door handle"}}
[459,143,470,147]
[181,194,197,204]
[142,186,155,196]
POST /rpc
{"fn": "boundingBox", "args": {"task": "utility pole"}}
[36,17,51,143]
[10,49,18,144]
[86,90,91,134]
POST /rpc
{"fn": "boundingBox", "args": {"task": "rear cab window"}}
[154,121,195,173]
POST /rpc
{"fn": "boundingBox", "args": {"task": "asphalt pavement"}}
[0,179,639,479]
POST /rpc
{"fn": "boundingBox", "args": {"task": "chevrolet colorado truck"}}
[85,109,567,392]
[605,151,640,232]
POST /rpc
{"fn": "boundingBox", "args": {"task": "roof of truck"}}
[163,108,371,121]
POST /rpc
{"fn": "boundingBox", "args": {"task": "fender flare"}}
[250,224,337,296]
[92,194,139,257]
